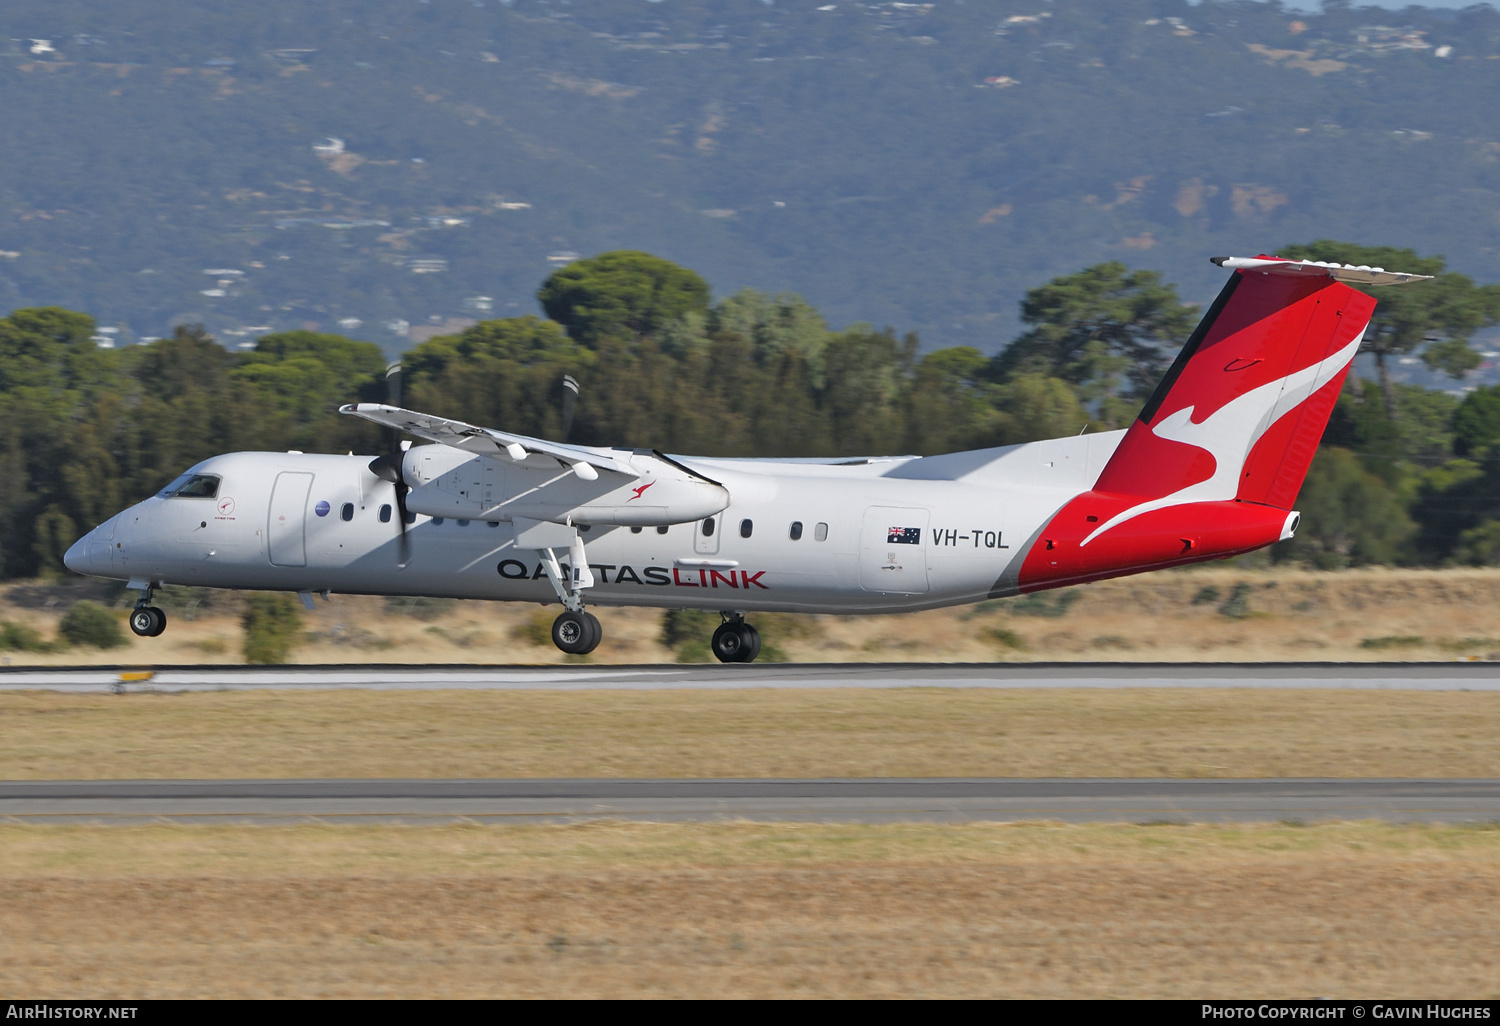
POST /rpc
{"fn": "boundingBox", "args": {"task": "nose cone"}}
[63,533,92,575]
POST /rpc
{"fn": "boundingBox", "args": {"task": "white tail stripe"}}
[1078,329,1364,547]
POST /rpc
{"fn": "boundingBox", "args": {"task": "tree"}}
[904,346,1000,454]
[990,374,1091,446]
[821,326,917,454]
[537,251,711,348]
[242,593,304,664]
[988,263,1198,429]
[58,601,126,649]
[710,289,829,385]
[1278,242,1500,418]
[233,330,387,452]
[1408,449,1500,563]
[1452,520,1500,566]
[1280,447,1415,568]
[404,316,590,438]
[1452,386,1500,457]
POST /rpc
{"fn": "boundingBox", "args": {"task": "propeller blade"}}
[384,360,403,455]
[560,374,578,443]
[394,479,411,565]
[367,453,400,483]
[367,453,411,565]
[376,362,410,565]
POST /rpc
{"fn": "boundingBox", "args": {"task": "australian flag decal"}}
[887,526,921,545]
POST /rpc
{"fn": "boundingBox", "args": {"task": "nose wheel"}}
[129,605,167,638]
[711,616,760,663]
[552,610,602,655]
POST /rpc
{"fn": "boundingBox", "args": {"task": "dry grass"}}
[2,821,1499,997]
[10,565,1500,665]
[4,687,1500,779]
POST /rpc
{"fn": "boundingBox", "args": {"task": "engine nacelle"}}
[397,444,728,526]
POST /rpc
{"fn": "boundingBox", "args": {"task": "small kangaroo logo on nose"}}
[628,481,655,501]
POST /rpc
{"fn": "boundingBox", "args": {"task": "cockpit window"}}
[158,473,221,499]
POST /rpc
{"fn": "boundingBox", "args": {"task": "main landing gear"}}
[551,608,602,655]
[711,613,760,663]
[528,527,604,655]
[127,583,167,638]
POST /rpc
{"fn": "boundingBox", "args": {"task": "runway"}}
[3,778,1497,823]
[3,661,1500,691]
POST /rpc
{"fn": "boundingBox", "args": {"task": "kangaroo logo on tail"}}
[1005,255,1432,594]
[1082,331,1365,546]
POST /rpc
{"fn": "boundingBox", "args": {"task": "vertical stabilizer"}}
[1007,256,1429,592]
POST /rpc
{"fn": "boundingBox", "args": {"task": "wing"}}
[339,403,639,480]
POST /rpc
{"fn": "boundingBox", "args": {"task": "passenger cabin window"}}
[631,526,643,534]
[158,473,221,499]
[789,521,803,541]
[432,517,445,525]
[815,522,829,542]
[403,510,416,525]
[340,503,354,522]
[656,525,669,535]
[702,517,716,538]
[740,519,753,538]
[379,505,392,523]
[457,519,470,527]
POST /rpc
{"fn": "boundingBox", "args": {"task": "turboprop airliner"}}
[64,256,1429,661]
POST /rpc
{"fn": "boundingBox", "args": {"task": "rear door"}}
[267,471,314,567]
[859,506,930,594]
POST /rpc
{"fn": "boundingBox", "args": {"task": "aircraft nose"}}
[63,532,92,574]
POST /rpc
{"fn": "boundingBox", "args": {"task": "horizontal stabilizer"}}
[1210,255,1433,288]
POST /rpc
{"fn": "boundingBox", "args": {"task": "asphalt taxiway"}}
[2,661,1499,692]
[2,778,1496,824]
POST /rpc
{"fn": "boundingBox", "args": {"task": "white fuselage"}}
[69,433,1123,614]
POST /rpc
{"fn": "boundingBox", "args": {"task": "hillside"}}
[0,0,1497,353]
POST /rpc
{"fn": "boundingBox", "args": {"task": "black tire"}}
[712,621,755,663]
[552,610,594,654]
[129,606,165,638]
[580,611,603,654]
[740,623,761,663]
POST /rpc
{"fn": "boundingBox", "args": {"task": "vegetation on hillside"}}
[0,1,1498,352]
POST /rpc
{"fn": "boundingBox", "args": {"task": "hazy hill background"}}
[0,0,1497,354]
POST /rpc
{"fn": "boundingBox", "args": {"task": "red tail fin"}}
[1013,256,1427,590]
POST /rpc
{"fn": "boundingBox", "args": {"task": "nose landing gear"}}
[129,605,167,638]
[126,582,167,638]
[711,613,760,663]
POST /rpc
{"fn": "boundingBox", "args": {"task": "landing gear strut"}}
[523,522,603,655]
[127,582,166,638]
[711,613,760,663]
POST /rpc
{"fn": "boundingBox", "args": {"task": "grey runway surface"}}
[3,778,1497,824]
[3,661,1500,692]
